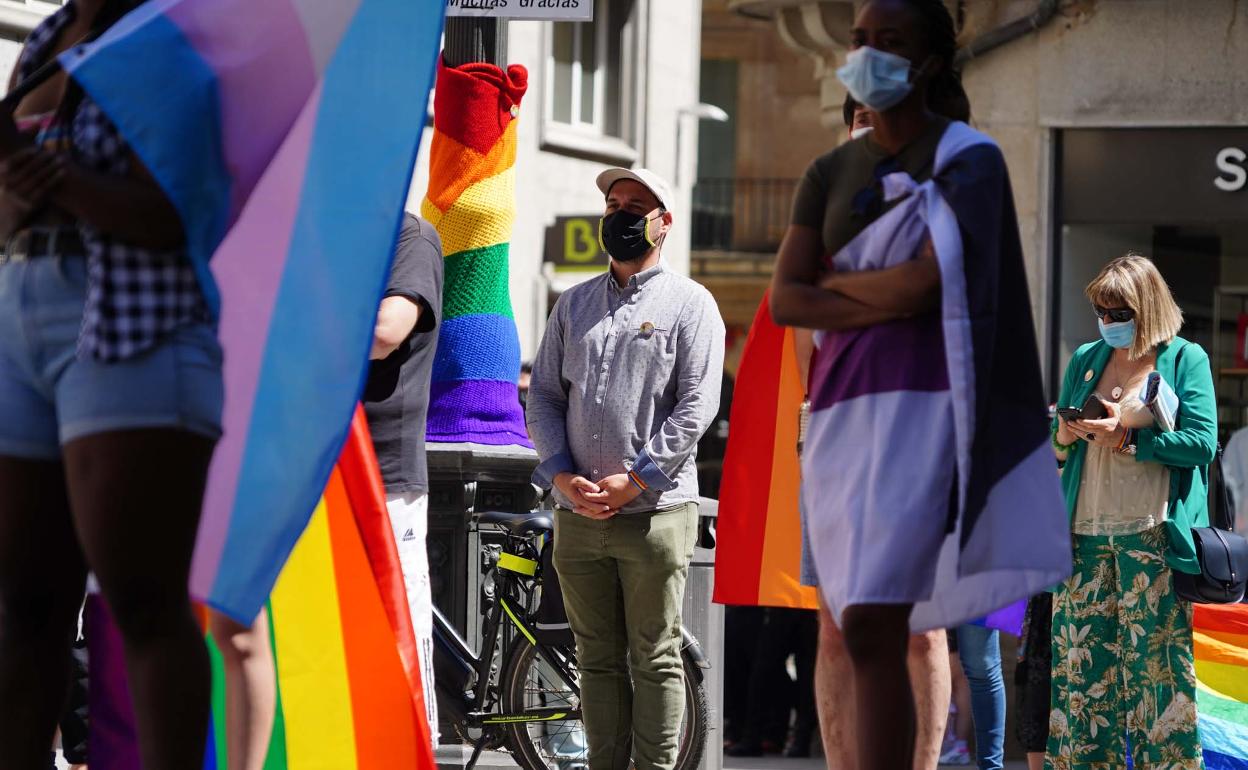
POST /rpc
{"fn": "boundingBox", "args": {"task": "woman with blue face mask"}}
[770,1,1073,769]
[1050,252,1214,769]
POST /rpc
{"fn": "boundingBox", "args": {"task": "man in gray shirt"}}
[526,168,725,770]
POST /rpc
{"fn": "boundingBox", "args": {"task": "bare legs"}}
[909,630,951,770]
[0,457,86,770]
[813,596,949,770]
[210,608,278,770]
[64,429,215,770]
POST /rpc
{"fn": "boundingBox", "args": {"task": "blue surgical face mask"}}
[836,47,915,112]
[1098,318,1136,349]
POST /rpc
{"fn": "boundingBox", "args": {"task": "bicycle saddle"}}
[476,510,553,536]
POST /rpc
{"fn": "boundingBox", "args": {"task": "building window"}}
[544,0,640,162]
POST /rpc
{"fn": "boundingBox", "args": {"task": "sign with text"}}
[545,215,608,269]
[1062,128,1248,224]
[445,0,593,21]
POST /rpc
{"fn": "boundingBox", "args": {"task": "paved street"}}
[725,757,1030,770]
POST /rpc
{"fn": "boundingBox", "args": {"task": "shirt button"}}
[592,469,599,476]
[593,434,600,440]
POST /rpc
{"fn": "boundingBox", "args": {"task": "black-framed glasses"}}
[1093,305,1135,323]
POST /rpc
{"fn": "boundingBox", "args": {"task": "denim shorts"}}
[0,254,223,460]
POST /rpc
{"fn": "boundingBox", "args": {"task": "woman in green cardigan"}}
[1047,253,1215,770]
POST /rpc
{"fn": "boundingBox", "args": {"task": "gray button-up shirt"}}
[526,263,726,514]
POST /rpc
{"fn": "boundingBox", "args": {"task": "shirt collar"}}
[608,261,665,294]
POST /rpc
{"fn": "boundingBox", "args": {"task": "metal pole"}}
[443,16,507,67]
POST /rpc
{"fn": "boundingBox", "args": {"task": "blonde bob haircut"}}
[1084,252,1183,361]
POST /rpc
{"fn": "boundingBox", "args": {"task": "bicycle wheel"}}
[500,636,708,770]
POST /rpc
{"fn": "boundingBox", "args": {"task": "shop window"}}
[543,0,640,162]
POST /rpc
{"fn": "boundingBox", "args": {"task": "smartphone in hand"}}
[1057,394,1109,423]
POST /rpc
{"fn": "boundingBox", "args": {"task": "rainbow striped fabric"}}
[88,411,435,769]
[713,294,817,609]
[422,59,532,446]
[1196,604,1248,769]
[204,410,435,769]
[60,0,444,623]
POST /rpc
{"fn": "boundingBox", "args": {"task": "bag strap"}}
[1176,342,1236,532]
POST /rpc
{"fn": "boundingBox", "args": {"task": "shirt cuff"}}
[1135,428,1158,463]
[631,449,676,492]
[532,452,574,488]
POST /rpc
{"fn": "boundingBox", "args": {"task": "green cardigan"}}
[1053,337,1218,575]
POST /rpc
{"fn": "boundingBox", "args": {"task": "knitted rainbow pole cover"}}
[422,58,531,447]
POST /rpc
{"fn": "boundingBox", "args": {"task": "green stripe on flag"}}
[263,603,289,769]
[207,635,228,769]
[443,243,515,321]
[1198,684,1248,726]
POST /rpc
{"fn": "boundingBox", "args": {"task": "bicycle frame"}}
[432,546,582,729]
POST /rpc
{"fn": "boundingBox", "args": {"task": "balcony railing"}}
[691,177,797,254]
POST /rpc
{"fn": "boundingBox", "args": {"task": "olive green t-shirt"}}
[791,117,951,257]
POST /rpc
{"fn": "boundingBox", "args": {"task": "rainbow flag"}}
[422,58,531,446]
[60,0,445,623]
[89,411,436,769]
[713,294,816,609]
[1195,604,1248,769]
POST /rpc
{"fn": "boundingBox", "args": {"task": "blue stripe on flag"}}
[1202,712,1248,766]
[62,10,230,317]
[432,314,523,383]
[1206,750,1248,770]
[207,0,444,620]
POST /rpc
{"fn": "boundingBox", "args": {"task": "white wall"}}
[409,1,704,360]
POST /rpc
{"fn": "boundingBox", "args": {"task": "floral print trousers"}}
[1046,525,1204,770]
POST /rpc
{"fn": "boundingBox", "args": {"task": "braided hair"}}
[897,0,971,122]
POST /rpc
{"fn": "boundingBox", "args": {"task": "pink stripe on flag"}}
[191,86,323,600]
[164,0,318,219]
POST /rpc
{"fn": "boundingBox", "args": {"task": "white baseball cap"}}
[595,167,673,213]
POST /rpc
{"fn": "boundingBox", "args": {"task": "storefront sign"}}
[1062,129,1248,224]
[1216,147,1247,192]
[445,0,593,21]
[545,215,608,269]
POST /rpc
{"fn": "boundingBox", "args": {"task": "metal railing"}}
[691,177,797,254]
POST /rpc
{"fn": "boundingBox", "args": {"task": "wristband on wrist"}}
[1051,429,1077,453]
[627,470,648,493]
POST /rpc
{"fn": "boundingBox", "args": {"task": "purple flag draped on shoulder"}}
[803,122,1071,632]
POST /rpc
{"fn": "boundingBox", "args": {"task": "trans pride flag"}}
[59,0,445,623]
[1196,604,1248,769]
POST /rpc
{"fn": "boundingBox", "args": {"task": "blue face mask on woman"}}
[1098,318,1137,349]
[836,46,916,112]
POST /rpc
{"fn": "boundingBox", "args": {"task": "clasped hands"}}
[553,471,643,520]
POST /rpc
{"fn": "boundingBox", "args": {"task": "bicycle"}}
[433,509,711,770]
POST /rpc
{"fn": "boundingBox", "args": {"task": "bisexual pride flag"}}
[60,0,445,623]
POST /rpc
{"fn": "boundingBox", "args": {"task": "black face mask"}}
[598,210,658,262]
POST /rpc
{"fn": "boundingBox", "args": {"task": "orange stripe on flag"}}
[324,469,425,769]
[756,326,817,609]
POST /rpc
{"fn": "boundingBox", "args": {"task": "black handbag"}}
[1173,444,1248,603]
[1163,343,1248,604]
